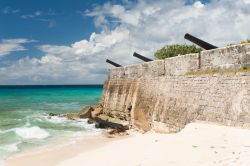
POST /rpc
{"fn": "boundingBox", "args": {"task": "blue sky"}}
[0,0,125,63]
[0,0,250,85]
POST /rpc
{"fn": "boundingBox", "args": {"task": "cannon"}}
[133,52,153,62]
[106,59,122,67]
[184,33,218,50]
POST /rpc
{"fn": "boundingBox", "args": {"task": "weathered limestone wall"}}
[102,44,250,132]
[200,44,250,70]
[164,53,200,76]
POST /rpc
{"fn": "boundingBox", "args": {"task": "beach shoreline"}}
[5,133,121,166]
[5,122,250,166]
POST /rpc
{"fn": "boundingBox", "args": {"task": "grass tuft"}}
[186,67,250,75]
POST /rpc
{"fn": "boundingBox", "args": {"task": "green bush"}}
[228,39,250,46]
[240,39,250,44]
[154,44,202,59]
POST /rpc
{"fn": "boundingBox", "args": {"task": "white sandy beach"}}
[6,122,250,166]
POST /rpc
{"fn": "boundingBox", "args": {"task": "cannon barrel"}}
[184,33,218,50]
[106,59,122,67]
[133,52,153,62]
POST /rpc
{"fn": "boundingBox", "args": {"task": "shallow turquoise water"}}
[0,85,103,160]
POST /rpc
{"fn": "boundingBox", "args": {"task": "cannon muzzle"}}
[133,52,153,62]
[184,33,218,50]
[106,59,122,67]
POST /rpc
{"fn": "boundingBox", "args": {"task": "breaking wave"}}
[15,126,50,139]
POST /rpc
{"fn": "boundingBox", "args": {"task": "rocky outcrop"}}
[65,113,80,120]
[78,104,129,131]
[48,104,129,132]
[79,106,93,119]
[94,114,129,129]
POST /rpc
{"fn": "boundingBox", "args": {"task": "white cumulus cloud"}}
[193,1,204,8]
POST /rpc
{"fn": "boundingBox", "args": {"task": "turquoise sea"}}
[0,85,103,162]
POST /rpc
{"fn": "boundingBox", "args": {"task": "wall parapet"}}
[200,44,250,70]
[108,43,250,79]
[164,53,199,76]
[108,60,165,79]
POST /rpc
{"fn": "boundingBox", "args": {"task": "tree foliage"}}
[154,44,202,59]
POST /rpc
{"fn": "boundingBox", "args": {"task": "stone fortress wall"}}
[101,44,250,132]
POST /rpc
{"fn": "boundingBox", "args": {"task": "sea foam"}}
[0,142,20,152]
[46,116,97,130]
[15,126,50,139]
[45,115,68,124]
[0,160,4,166]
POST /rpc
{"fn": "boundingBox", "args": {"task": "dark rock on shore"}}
[48,113,65,119]
[87,118,94,124]
[108,128,128,135]
[49,113,58,116]
[94,114,129,130]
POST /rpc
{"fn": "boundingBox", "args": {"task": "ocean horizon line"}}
[0,84,103,89]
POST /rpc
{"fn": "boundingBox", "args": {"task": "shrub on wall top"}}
[154,44,202,59]
[228,39,250,46]
[240,40,250,44]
